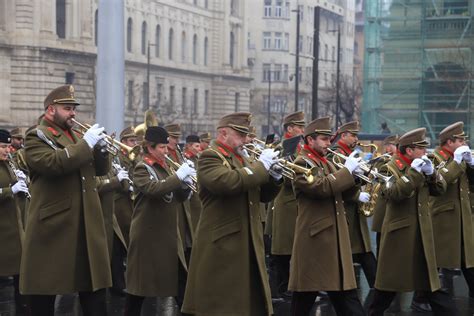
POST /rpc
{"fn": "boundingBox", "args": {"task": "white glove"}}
[358,192,371,203]
[11,181,29,194]
[258,149,280,171]
[420,155,434,175]
[411,158,425,174]
[183,176,194,186]
[14,169,27,181]
[462,152,473,165]
[185,159,195,168]
[454,145,470,164]
[117,169,130,182]
[344,151,362,174]
[175,162,196,181]
[83,124,105,149]
[269,164,283,181]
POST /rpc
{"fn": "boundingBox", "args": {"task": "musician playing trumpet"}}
[125,126,195,315]
[429,122,474,297]
[369,128,457,315]
[289,117,366,316]
[330,121,377,290]
[0,129,30,314]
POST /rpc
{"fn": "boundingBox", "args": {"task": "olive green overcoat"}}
[429,148,474,268]
[375,155,445,292]
[289,147,358,291]
[0,161,23,276]
[20,119,112,294]
[371,155,391,233]
[330,143,371,254]
[97,168,128,258]
[182,141,282,316]
[126,155,189,297]
[113,154,135,246]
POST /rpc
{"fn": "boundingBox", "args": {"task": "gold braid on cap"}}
[228,124,249,133]
[53,97,77,103]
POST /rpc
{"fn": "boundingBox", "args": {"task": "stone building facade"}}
[0,0,251,137]
[247,0,355,136]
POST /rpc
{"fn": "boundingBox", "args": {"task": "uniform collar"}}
[216,140,243,164]
[42,117,76,143]
[143,153,166,169]
[337,140,353,155]
[304,144,327,164]
[440,146,453,159]
[397,150,412,165]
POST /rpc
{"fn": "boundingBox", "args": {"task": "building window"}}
[264,0,272,17]
[56,0,66,39]
[182,87,187,113]
[170,85,175,107]
[275,0,283,17]
[274,64,282,81]
[194,0,198,4]
[274,32,282,50]
[332,46,335,61]
[65,72,75,84]
[168,28,174,60]
[204,37,209,66]
[307,37,312,54]
[127,18,133,52]
[283,64,289,81]
[193,89,198,114]
[263,32,271,49]
[298,5,304,21]
[325,44,328,60]
[181,31,187,63]
[298,36,303,52]
[193,34,198,64]
[205,0,208,9]
[143,82,149,109]
[284,33,289,50]
[94,10,98,46]
[298,66,302,82]
[234,92,240,111]
[156,83,163,108]
[285,1,290,18]
[155,25,161,57]
[204,90,209,114]
[229,31,235,67]
[128,80,134,110]
[141,22,147,55]
[263,63,271,81]
[231,0,238,16]
[324,72,328,86]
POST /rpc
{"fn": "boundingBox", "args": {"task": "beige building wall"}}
[0,0,251,138]
[247,0,355,136]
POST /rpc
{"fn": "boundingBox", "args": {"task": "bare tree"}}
[320,75,362,124]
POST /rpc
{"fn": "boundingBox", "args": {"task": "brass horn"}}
[134,110,159,139]
[72,119,141,161]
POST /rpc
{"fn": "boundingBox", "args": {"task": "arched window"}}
[168,28,174,60]
[155,25,161,57]
[229,31,235,67]
[94,10,98,46]
[141,21,147,55]
[127,18,133,52]
[56,0,66,39]
[181,31,187,62]
[204,36,209,66]
[192,34,198,64]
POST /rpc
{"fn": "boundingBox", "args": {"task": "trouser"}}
[111,234,126,291]
[369,289,457,316]
[29,289,106,316]
[124,263,188,316]
[13,274,30,314]
[274,254,291,294]
[291,289,365,316]
[352,252,377,288]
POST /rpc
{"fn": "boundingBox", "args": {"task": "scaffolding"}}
[362,0,473,141]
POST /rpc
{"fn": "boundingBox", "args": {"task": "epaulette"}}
[47,126,59,136]
[208,147,232,169]
[395,159,404,170]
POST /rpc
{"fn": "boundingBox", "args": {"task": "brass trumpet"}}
[72,119,141,161]
[327,148,392,184]
[243,143,315,184]
[165,155,198,193]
